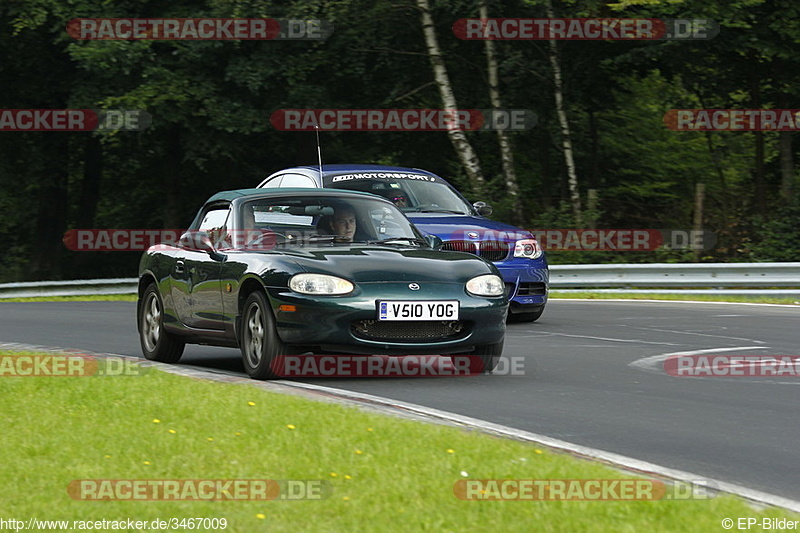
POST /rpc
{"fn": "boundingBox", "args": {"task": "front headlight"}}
[514,238,543,259]
[289,273,354,295]
[466,274,505,297]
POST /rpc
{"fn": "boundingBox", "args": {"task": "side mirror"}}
[179,231,227,261]
[424,234,443,250]
[473,201,493,217]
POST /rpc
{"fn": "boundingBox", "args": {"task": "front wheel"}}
[139,284,185,363]
[508,306,545,323]
[240,290,290,380]
[451,340,504,374]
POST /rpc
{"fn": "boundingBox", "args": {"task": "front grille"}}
[352,320,467,342]
[516,282,547,296]
[441,240,511,262]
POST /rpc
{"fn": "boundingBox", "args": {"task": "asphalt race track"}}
[2,299,798,501]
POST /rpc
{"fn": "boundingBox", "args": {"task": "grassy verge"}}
[0,351,796,532]
[549,291,799,305]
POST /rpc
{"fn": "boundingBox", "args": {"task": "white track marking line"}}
[520,331,679,346]
[629,346,770,374]
[267,379,800,513]
[622,325,767,345]
[630,346,800,385]
[4,341,800,512]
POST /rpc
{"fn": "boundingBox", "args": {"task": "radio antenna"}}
[315,125,323,179]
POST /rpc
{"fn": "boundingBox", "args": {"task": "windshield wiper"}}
[306,235,337,243]
[273,234,337,247]
[364,237,428,246]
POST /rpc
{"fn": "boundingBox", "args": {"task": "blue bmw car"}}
[257,164,548,321]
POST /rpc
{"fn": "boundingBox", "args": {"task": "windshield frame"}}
[325,175,474,216]
[230,194,428,249]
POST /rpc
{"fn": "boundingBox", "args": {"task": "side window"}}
[280,173,316,187]
[198,206,231,249]
[261,175,283,188]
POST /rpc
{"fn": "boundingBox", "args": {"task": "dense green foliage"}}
[1,0,797,280]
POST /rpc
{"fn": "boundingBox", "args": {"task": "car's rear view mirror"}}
[304,205,334,216]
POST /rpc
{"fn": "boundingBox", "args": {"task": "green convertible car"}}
[137,188,507,379]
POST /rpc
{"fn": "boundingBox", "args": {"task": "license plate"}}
[378,300,459,321]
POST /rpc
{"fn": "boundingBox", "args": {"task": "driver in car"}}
[330,206,357,242]
[391,194,408,208]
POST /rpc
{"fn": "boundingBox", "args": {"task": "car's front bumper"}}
[266,281,507,354]
[495,256,549,311]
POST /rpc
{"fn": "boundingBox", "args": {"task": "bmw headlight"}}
[514,238,543,259]
[466,274,505,297]
[289,273,354,295]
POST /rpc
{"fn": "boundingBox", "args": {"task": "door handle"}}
[175,260,185,274]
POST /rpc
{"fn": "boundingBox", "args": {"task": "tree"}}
[416,0,486,192]
[545,0,582,225]
[479,0,523,224]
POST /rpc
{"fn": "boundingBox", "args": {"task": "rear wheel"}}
[240,290,289,380]
[139,284,185,363]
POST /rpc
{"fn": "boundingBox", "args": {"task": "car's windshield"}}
[328,178,472,215]
[237,195,422,248]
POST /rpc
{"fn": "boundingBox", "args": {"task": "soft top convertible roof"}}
[204,187,380,204]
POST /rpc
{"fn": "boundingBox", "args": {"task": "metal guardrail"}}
[550,289,800,298]
[549,262,800,288]
[1,262,799,299]
[0,278,138,299]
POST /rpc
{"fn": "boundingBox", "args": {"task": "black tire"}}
[240,290,289,380]
[508,306,545,323]
[451,340,504,374]
[139,284,185,363]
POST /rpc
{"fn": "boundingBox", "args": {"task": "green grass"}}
[0,351,797,532]
[550,291,800,305]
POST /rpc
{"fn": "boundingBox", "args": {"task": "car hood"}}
[405,213,531,241]
[279,245,497,283]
